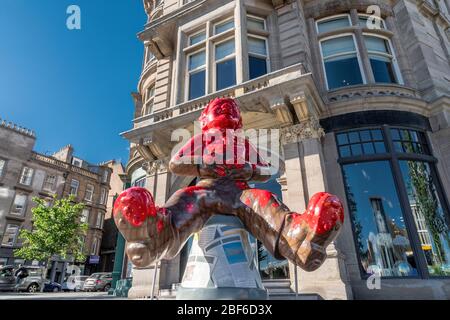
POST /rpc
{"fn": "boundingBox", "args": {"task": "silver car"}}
[0,265,46,293]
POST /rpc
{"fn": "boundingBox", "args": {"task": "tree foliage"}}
[14,196,88,263]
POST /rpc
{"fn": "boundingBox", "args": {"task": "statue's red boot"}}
[113,187,171,268]
[279,192,345,272]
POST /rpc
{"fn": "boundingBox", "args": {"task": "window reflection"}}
[251,177,289,280]
[343,161,418,277]
[400,161,450,276]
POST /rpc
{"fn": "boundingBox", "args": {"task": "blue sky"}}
[0,0,146,165]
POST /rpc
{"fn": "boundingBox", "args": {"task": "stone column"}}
[280,119,351,300]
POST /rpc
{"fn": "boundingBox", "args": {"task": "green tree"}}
[14,196,88,287]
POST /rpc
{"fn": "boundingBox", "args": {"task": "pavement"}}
[0,291,127,300]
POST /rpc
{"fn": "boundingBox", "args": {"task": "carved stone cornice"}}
[281,119,325,145]
[142,158,169,176]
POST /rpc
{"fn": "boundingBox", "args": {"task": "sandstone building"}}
[0,121,113,283]
[120,0,450,299]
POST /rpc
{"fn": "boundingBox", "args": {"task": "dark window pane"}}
[371,129,383,141]
[374,142,386,153]
[402,142,414,153]
[340,146,351,158]
[351,144,363,156]
[390,129,401,141]
[399,161,450,277]
[349,132,360,143]
[249,56,268,80]
[394,142,404,153]
[216,58,236,90]
[324,55,363,90]
[363,143,375,154]
[409,130,419,142]
[370,56,397,84]
[337,133,349,145]
[342,161,418,277]
[189,71,206,100]
[360,130,371,142]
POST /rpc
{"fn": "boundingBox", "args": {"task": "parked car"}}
[0,265,16,292]
[0,265,46,293]
[62,275,89,292]
[83,273,112,292]
[43,281,62,292]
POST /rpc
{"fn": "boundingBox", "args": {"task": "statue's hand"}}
[198,163,253,180]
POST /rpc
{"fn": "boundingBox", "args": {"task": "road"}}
[0,291,127,300]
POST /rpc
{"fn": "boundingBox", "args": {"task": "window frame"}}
[316,14,352,34]
[143,83,156,116]
[95,212,104,229]
[70,179,80,196]
[100,188,107,205]
[42,174,57,192]
[336,125,450,280]
[213,37,237,91]
[319,33,366,90]
[185,47,207,101]
[1,224,20,248]
[81,208,90,224]
[10,193,28,217]
[213,17,235,36]
[363,33,404,85]
[19,166,34,186]
[84,184,95,202]
[91,237,99,256]
[247,33,270,80]
[0,158,6,179]
[188,29,207,46]
[247,14,267,32]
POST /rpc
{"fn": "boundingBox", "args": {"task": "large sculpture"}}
[114,98,344,286]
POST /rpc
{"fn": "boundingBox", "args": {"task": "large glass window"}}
[343,161,418,277]
[339,126,450,278]
[215,39,236,90]
[320,35,364,90]
[188,50,206,100]
[317,13,401,90]
[400,161,450,276]
[336,128,386,157]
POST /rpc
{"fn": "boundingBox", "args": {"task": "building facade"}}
[121,0,450,299]
[0,123,113,283]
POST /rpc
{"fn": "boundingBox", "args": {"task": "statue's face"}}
[201,98,242,131]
